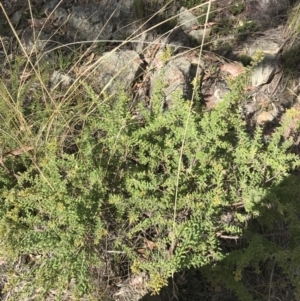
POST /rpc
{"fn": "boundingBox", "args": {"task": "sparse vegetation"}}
[229,1,245,16]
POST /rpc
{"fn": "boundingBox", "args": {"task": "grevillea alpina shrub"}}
[1,53,300,300]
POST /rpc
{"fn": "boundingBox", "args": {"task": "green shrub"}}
[0,53,300,300]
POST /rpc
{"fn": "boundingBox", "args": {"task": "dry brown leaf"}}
[220,62,245,78]
[0,257,7,266]
[4,146,33,157]
[145,239,157,250]
[85,52,95,66]
[128,273,146,286]
[20,70,34,81]
[256,104,278,125]
[136,248,145,254]
[28,18,46,29]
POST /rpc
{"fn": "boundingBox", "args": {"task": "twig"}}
[216,233,240,240]
[105,250,126,254]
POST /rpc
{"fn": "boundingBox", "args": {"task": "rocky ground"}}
[1,0,299,129]
[1,0,300,300]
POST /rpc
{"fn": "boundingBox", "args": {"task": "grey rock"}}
[150,55,202,108]
[251,59,278,87]
[232,25,286,60]
[188,28,210,44]
[245,0,289,25]
[132,29,203,108]
[10,10,23,25]
[248,39,282,59]
[257,0,289,16]
[134,31,162,56]
[161,28,191,55]
[213,81,230,104]
[50,70,74,89]
[44,0,61,13]
[177,7,210,44]
[240,102,259,117]
[21,28,49,53]
[141,28,190,65]
[86,50,144,95]
[48,1,138,43]
[178,7,199,31]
